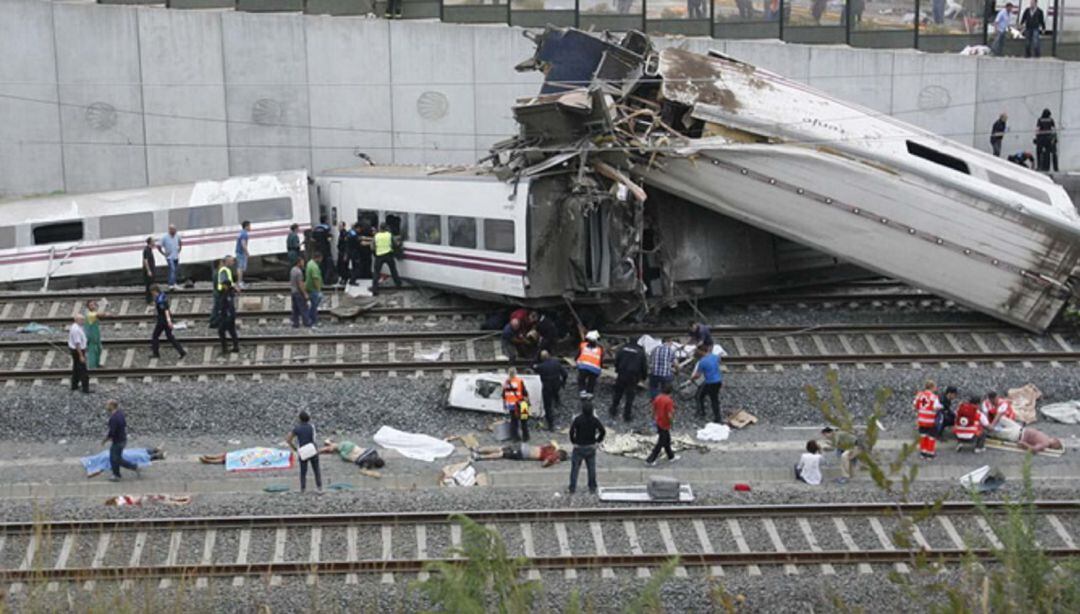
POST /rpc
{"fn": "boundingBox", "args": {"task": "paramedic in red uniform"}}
[914,380,943,460]
[953,397,988,453]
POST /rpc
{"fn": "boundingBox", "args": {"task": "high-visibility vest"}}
[374,231,393,257]
[953,402,983,440]
[503,377,526,405]
[519,400,530,420]
[216,266,233,292]
[914,390,941,428]
[577,342,603,372]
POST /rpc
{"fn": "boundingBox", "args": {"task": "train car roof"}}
[318,164,505,181]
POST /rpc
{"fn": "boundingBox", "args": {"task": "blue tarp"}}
[80,448,152,477]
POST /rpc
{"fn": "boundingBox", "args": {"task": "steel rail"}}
[3,501,1077,535]
[0,305,488,327]
[0,321,1020,352]
[2,548,1078,583]
[0,284,412,301]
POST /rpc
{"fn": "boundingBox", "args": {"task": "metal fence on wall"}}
[107,0,1078,60]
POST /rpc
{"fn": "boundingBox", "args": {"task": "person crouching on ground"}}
[795,440,823,485]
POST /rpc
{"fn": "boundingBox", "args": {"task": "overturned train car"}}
[314,165,860,308]
[496,27,1080,332]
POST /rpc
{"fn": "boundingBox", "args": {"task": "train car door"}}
[583,205,610,290]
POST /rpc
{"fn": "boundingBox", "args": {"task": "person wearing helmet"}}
[576,331,604,395]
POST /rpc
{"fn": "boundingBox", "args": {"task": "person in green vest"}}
[305,252,324,327]
[84,299,109,369]
[370,223,402,295]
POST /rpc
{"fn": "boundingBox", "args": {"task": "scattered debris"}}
[602,432,709,459]
[105,494,192,507]
[1007,384,1041,424]
[16,322,52,334]
[598,483,695,502]
[696,422,731,442]
[414,344,447,362]
[727,410,758,429]
[447,433,481,449]
[374,425,454,462]
[330,297,378,319]
[733,483,752,492]
[344,284,373,299]
[960,465,1006,493]
[646,475,681,501]
[1040,401,1080,424]
[440,461,487,487]
[447,373,545,418]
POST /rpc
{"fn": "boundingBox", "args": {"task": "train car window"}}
[32,221,83,245]
[357,210,379,227]
[169,204,224,231]
[237,197,293,224]
[100,212,154,240]
[906,141,969,175]
[385,212,408,240]
[0,226,15,250]
[483,219,515,253]
[416,214,442,245]
[985,170,1052,206]
[448,216,477,249]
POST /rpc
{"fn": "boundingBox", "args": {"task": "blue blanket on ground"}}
[81,448,152,477]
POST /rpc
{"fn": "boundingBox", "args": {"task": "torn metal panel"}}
[446,373,545,419]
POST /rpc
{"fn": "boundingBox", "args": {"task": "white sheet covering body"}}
[374,426,455,462]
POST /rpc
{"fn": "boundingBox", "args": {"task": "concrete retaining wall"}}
[0,0,1074,197]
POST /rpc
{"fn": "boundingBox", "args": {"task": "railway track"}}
[0,281,961,331]
[0,322,1075,383]
[2,502,1078,587]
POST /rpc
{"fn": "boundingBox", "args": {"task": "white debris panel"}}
[446,373,546,419]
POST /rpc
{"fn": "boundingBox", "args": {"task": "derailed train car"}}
[493,27,1080,332]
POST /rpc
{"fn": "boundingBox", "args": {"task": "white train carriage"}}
[316,166,530,299]
[0,170,311,286]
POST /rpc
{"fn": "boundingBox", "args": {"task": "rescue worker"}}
[914,380,943,460]
[217,279,239,353]
[576,330,604,395]
[503,367,530,442]
[370,223,402,295]
[150,285,186,360]
[532,350,567,430]
[533,312,559,356]
[690,344,723,423]
[311,216,334,284]
[610,337,647,422]
[211,255,235,329]
[286,223,302,268]
[357,218,375,281]
[983,391,1017,424]
[346,222,363,285]
[689,322,713,347]
[936,386,958,439]
[954,396,988,453]
[336,221,350,285]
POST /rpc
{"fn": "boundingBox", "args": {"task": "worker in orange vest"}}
[503,367,530,442]
[914,380,943,460]
[576,330,604,395]
[954,396,988,453]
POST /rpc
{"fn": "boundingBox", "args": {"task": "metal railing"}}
[102,1,1078,60]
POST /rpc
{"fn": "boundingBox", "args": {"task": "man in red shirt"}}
[646,382,680,465]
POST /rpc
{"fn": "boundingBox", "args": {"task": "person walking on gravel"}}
[289,256,310,328]
[305,252,324,327]
[83,299,110,369]
[218,279,240,353]
[575,330,604,395]
[103,400,139,482]
[690,344,723,423]
[610,336,647,423]
[142,237,156,304]
[235,220,250,289]
[150,285,186,360]
[286,411,323,494]
[533,350,567,430]
[68,313,90,394]
[158,224,182,290]
[568,400,606,495]
[645,382,680,466]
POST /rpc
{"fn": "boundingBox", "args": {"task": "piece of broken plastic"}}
[733,483,751,492]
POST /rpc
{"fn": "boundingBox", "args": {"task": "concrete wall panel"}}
[138,7,229,185]
[305,16,393,172]
[389,21,477,165]
[891,52,978,147]
[0,0,64,198]
[54,3,147,193]
[1060,63,1079,172]
[473,26,542,156]
[808,47,894,115]
[723,40,811,83]
[974,58,1064,163]
[222,11,312,175]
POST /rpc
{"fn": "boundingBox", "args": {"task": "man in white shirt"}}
[992,2,1014,56]
[158,225,182,290]
[69,314,90,394]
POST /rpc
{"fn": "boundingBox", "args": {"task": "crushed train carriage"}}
[491,27,1080,333]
